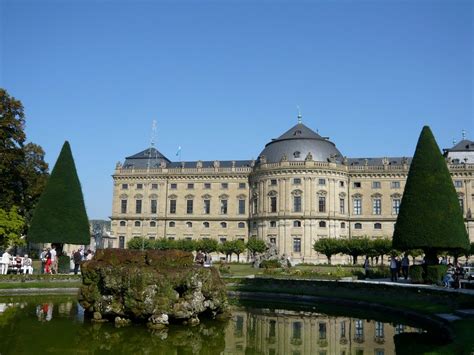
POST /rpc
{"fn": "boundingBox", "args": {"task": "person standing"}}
[50,246,57,274]
[363,256,370,279]
[1,250,11,275]
[401,254,410,280]
[73,249,82,275]
[390,256,398,282]
[40,248,47,274]
[22,254,33,274]
[45,248,52,274]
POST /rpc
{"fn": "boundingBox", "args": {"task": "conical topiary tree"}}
[28,141,89,250]
[392,126,469,265]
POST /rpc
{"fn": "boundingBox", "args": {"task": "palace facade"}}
[110,120,474,263]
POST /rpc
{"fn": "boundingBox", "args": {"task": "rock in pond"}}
[78,249,229,328]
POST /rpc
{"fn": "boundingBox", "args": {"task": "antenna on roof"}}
[297,106,302,124]
[453,138,457,146]
[462,129,466,140]
[147,120,157,171]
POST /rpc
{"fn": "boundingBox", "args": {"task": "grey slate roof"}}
[123,147,171,169]
[348,157,412,166]
[258,123,343,163]
[444,140,474,152]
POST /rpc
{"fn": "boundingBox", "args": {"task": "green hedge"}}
[260,260,281,269]
[409,265,424,283]
[426,265,448,285]
[58,255,71,274]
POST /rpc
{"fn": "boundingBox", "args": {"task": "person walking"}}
[363,257,370,279]
[390,256,398,282]
[1,250,11,275]
[50,246,57,274]
[40,248,47,274]
[73,249,82,275]
[401,254,410,280]
[44,248,52,274]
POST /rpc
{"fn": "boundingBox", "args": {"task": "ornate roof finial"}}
[453,138,457,146]
[462,129,466,140]
[297,105,302,124]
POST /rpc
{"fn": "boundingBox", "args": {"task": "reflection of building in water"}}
[224,309,421,355]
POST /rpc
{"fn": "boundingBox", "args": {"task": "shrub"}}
[425,265,448,285]
[368,266,391,279]
[260,259,281,269]
[409,265,424,283]
[58,255,71,274]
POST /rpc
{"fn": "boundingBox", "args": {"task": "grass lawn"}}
[0,281,81,289]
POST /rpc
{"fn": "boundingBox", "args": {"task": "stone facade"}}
[110,121,474,263]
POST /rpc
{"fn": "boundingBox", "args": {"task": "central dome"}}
[258,123,343,164]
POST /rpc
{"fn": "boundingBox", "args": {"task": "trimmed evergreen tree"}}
[392,126,469,264]
[28,141,89,248]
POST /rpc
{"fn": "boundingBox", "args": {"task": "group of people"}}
[443,263,465,289]
[388,254,410,282]
[71,248,93,275]
[195,250,212,267]
[0,251,34,275]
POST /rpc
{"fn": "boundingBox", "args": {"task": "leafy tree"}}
[246,237,267,261]
[407,249,424,264]
[127,237,154,250]
[28,141,89,251]
[0,206,26,249]
[196,239,219,254]
[392,126,470,265]
[0,89,49,219]
[313,238,342,265]
[232,240,246,262]
[371,238,392,265]
[219,241,234,262]
[341,237,370,265]
[175,239,196,252]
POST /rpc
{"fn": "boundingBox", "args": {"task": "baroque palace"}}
[110,119,474,263]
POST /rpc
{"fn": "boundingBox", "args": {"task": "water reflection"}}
[0,299,423,354]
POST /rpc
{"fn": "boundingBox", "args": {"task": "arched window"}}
[319,221,326,228]
[186,222,192,228]
[270,221,277,228]
[134,221,141,227]
[169,221,175,228]
[374,223,382,230]
[150,221,156,227]
[354,223,362,229]
[220,222,227,228]
[341,222,346,229]
[203,222,210,228]
[293,220,301,227]
[238,222,245,228]
[119,221,126,227]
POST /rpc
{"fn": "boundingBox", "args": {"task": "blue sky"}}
[1,0,472,219]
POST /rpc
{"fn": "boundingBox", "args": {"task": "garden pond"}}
[0,295,442,354]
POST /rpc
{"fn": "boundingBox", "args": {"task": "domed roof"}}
[258,123,343,164]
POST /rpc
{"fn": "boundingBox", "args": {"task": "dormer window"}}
[293,130,302,136]
[293,151,301,158]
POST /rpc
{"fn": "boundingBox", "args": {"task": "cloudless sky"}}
[1,0,472,219]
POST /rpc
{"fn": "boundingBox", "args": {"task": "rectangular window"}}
[294,196,302,212]
[119,236,125,249]
[186,200,193,214]
[373,198,382,215]
[121,184,128,190]
[372,181,381,189]
[170,183,177,189]
[355,319,364,339]
[375,322,384,338]
[292,322,302,339]
[340,321,346,338]
[454,180,463,188]
[252,199,258,214]
[150,199,157,214]
[270,196,277,213]
[187,183,194,189]
[353,182,361,188]
[270,179,277,186]
[392,199,401,215]
[339,198,345,214]
[239,182,246,189]
[391,181,400,189]
[318,178,326,186]
[169,199,176,214]
[221,183,228,189]
[204,199,211,214]
[339,181,345,187]
[293,238,301,252]
[204,183,211,189]
[319,323,327,340]
[239,199,246,215]
[135,200,142,214]
[121,200,127,214]
[318,196,326,213]
[220,200,228,214]
[219,237,227,243]
[459,198,464,212]
[136,183,143,189]
[151,183,158,190]
[293,178,301,185]
[353,198,362,215]
[269,320,276,337]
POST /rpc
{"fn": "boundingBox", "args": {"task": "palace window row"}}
[354,222,383,230]
[164,182,246,190]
